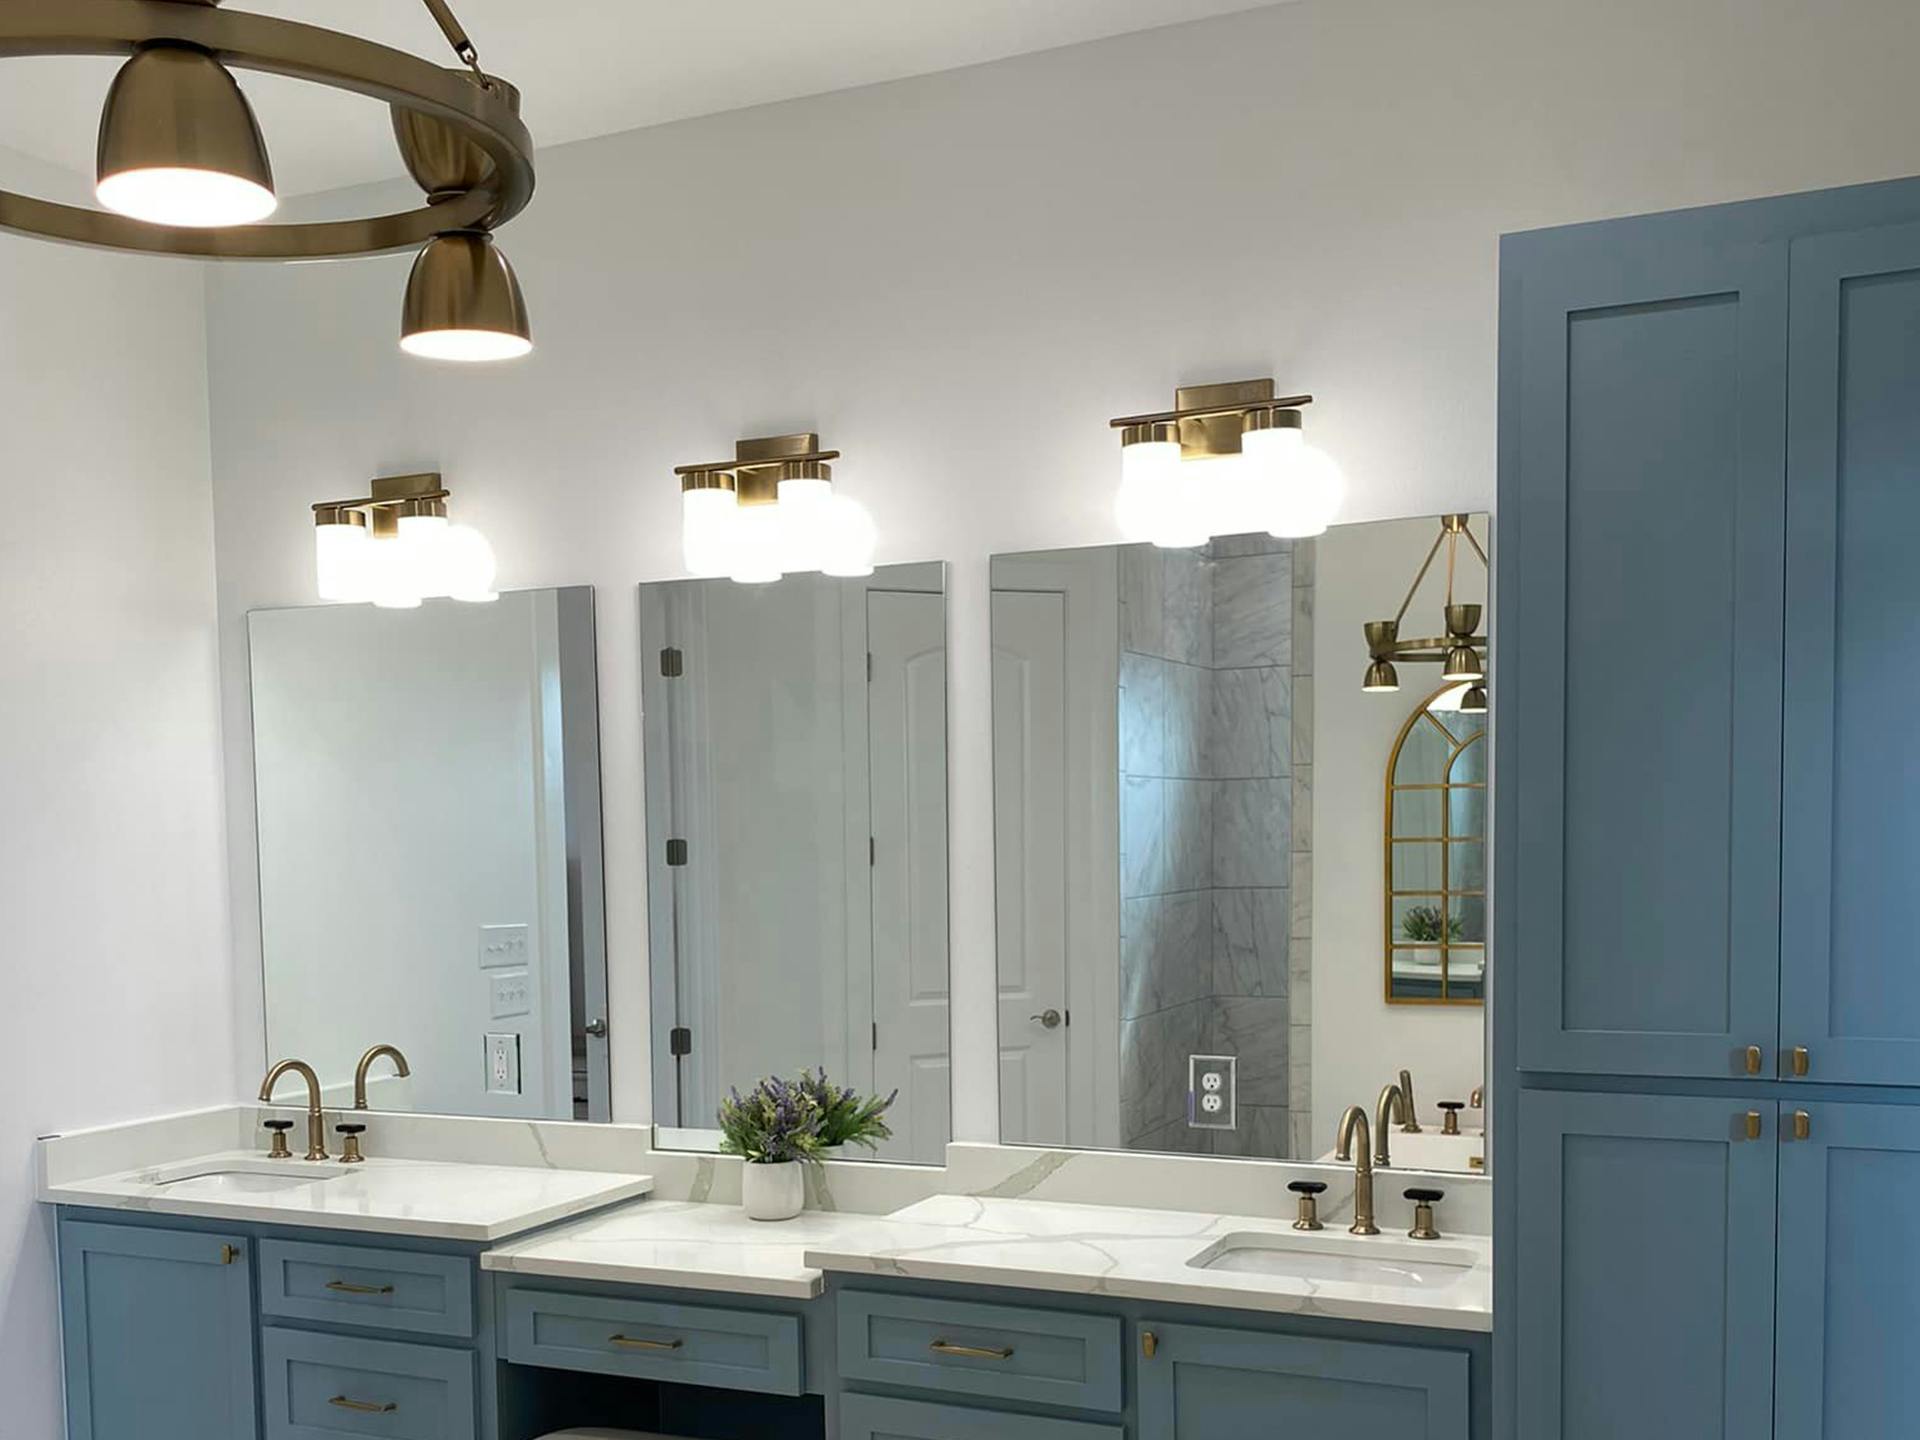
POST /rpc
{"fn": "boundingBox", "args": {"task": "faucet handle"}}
[1404,1187,1444,1241]
[1437,1101,1465,1136]
[263,1120,293,1160]
[335,1122,367,1165]
[1287,1180,1327,1232]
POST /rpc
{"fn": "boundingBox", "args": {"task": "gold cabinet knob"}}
[1792,1110,1811,1141]
[1790,1046,1810,1077]
[1742,1111,1762,1141]
[1142,1330,1159,1359]
[1743,1045,1763,1075]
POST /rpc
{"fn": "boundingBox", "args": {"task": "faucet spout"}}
[353,1044,412,1111]
[1375,1084,1410,1166]
[259,1059,328,1161]
[1335,1105,1380,1236]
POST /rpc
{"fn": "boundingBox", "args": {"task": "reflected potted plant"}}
[1400,904,1463,977]
[797,1070,897,1158]
[717,1077,823,1221]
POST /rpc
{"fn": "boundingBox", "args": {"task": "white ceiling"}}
[0,0,1287,197]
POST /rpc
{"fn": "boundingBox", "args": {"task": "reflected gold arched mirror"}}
[1385,682,1486,1004]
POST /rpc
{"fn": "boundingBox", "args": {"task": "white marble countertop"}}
[483,1198,885,1299]
[41,1150,654,1243]
[803,1195,1493,1332]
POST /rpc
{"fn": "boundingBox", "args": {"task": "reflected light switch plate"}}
[490,970,531,1019]
[479,923,529,970]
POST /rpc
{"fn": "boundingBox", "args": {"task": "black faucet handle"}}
[1405,1187,1444,1241]
[1404,1187,1444,1204]
[334,1122,367,1136]
[1437,1101,1465,1113]
[1287,1180,1328,1196]
[263,1120,294,1132]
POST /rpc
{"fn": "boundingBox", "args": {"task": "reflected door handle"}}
[583,1017,609,1039]
[1030,1009,1062,1030]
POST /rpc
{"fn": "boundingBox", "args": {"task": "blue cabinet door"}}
[59,1218,258,1440]
[1780,222,1920,1087]
[1515,1090,1776,1440]
[1775,1102,1920,1435]
[1135,1321,1469,1439]
[1502,221,1787,1078]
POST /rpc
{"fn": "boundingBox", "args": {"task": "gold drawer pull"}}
[219,1244,241,1266]
[1743,1111,1762,1141]
[1792,1110,1812,1141]
[609,1334,684,1352]
[328,1396,397,1414]
[325,1280,395,1296]
[930,1339,1015,1361]
[1743,1045,1763,1075]
[1790,1046,1810,1077]
[1142,1330,1159,1359]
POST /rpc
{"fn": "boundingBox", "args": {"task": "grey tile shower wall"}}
[1288,540,1315,1158]
[1115,539,1315,1159]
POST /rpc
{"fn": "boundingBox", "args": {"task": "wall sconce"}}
[311,472,498,609]
[675,432,876,584]
[1363,512,1488,710]
[1110,378,1345,547]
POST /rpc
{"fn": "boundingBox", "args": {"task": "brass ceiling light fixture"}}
[1363,513,1490,699]
[1,0,535,361]
[313,472,497,609]
[1110,379,1347,548]
[675,433,878,585]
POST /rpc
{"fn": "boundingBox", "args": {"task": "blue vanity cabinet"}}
[1504,215,1787,1081]
[1779,221,1920,1087]
[1774,1102,1920,1435]
[1135,1321,1470,1439]
[1513,1090,1778,1440]
[58,1217,259,1440]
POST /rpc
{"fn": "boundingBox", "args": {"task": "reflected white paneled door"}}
[991,590,1070,1147]
[868,590,951,1165]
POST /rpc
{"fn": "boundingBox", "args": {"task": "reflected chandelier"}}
[1362,513,1489,713]
[0,0,536,361]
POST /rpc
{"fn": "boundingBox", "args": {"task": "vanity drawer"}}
[262,1328,476,1440]
[840,1393,1123,1440]
[500,1287,804,1395]
[259,1239,476,1339]
[837,1290,1123,1412]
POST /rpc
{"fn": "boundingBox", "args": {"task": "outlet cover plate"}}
[484,1032,522,1095]
[1188,1054,1238,1130]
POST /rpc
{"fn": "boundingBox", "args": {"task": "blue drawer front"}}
[262,1329,475,1440]
[501,1286,803,1396]
[838,1290,1123,1413]
[840,1393,1122,1440]
[259,1239,476,1339]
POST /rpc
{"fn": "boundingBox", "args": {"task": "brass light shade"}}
[1460,684,1489,715]
[1364,659,1401,693]
[1441,643,1485,683]
[96,44,276,228]
[399,230,532,362]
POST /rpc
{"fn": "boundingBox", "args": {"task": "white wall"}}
[203,0,1920,1140]
[0,154,228,1440]
[1311,518,1488,1155]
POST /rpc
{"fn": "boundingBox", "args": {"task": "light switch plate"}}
[479,923,529,970]
[1188,1054,1238,1130]
[489,970,531,1020]
[484,1032,522,1095]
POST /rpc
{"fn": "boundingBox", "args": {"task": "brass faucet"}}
[259,1059,328,1161]
[1374,1084,1410,1166]
[1470,1084,1484,1110]
[353,1044,412,1110]
[1397,1069,1422,1133]
[1335,1105,1380,1235]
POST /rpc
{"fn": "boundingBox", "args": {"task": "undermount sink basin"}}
[1188,1232,1478,1289]
[152,1158,349,1196]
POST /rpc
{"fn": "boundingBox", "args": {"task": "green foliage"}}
[797,1070,897,1151]
[1401,903,1464,944]
[716,1076,824,1165]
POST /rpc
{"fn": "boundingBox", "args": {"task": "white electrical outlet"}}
[1188,1054,1238,1130]
[479,923,529,970]
[489,970,532,1019]
[484,1032,522,1095]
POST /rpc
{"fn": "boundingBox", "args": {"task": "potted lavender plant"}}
[717,1076,823,1221]
[796,1070,897,1158]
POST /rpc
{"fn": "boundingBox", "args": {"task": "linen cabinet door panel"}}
[1135,1322,1469,1439]
[1505,228,1787,1078]
[1775,1103,1920,1437]
[1781,222,1920,1087]
[1515,1091,1776,1440]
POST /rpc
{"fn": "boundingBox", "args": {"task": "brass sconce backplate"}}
[1174,379,1275,460]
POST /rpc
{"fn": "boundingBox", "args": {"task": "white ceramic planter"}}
[740,1160,805,1221]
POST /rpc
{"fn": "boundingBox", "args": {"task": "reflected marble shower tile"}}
[1291,673,1314,767]
[1292,565,1315,677]
[1212,1104,1290,1160]
[1292,537,1316,588]
[1212,532,1289,558]
[1213,552,1292,668]
[1119,544,1165,658]
[1121,775,1166,898]
[1165,779,1213,893]
[1290,1111,1315,1160]
[1291,850,1313,938]
[1292,765,1314,853]
[1119,652,1168,776]
[1167,662,1211,779]
[1163,549,1213,668]
[1212,778,1289,888]
[1212,888,1290,998]
[1120,895,1164,1022]
[1289,1022,1313,1116]
[1212,996,1290,1106]
[1122,893,1210,1019]
[1211,666,1290,779]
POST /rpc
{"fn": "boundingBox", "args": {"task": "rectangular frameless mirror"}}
[991,517,1488,1174]
[640,564,950,1164]
[249,587,609,1121]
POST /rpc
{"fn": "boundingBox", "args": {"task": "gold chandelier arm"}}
[420,0,484,78]
[1461,523,1490,569]
[1393,528,1449,629]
